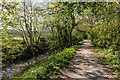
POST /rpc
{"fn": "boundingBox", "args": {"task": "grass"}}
[78,41,83,45]
[1,37,23,47]
[93,47,120,78]
[8,45,80,79]
[13,37,23,40]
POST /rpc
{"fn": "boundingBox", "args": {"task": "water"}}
[2,67,14,78]
[1,53,50,78]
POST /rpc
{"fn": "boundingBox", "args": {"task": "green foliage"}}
[2,71,8,80]
[1,36,50,65]
[88,3,120,78]
[1,1,119,78]
[72,35,83,45]
[78,41,83,45]
[1,1,86,66]
[88,2,119,50]
[89,20,120,50]
[2,38,25,63]
[94,48,120,78]
[15,45,79,79]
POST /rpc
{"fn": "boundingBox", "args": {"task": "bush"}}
[78,41,83,45]
[2,37,50,64]
[89,21,120,50]
[2,40,26,64]
[89,20,120,78]
[72,35,83,45]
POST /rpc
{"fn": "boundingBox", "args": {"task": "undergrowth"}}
[94,47,120,78]
[8,45,80,80]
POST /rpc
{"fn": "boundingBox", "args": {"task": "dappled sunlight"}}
[1,1,119,79]
[56,40,114,79]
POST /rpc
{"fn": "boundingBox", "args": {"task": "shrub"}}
[78,41,83,45]
[89,21,120,50]
[72,35,83,45]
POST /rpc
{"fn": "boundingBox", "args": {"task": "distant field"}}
[0,37,23,47]
[13,37,23,40]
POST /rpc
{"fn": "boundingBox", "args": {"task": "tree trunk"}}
[70,14,75,46]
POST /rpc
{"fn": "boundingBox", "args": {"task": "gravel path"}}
[56,40,115,80]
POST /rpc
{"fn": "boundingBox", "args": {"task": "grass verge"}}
[8,45,80,80]
[93,47,120,78]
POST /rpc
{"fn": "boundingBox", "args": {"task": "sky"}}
[1,0,120,2]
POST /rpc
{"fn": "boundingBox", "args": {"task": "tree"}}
[1,1,47,56]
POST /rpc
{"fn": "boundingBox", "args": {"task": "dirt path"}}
[56,40,114,80]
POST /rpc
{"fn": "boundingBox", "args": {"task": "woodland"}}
[0,1,120,79]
